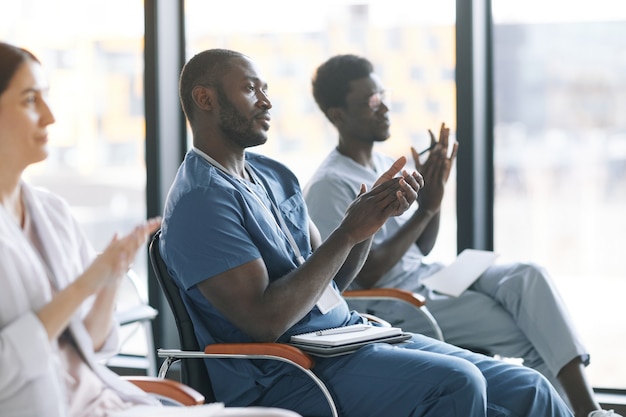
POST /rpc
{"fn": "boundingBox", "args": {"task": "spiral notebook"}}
[289,324,410,357]
[291,324,403,346]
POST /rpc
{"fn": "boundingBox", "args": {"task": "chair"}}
[123,375,205,406]
[108,269,159,376]
[345,287,493,357]
[148,230,339,417]
[342,288,444,342]
[149,230,449,416]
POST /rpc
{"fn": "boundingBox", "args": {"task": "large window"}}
[1,0,147,353]
[8,0,624,393]
[184,0,458,262]
[493,0,626,388]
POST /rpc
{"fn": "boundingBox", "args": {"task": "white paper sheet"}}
[421,249,499,297]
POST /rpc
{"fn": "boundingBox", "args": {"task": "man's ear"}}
[326,107,344,126]
[192,85,215,110]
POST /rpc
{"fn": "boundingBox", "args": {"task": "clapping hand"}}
[80,217,161,293]
[372,155,423,216]
[342,156,422,243]
[411,122,458,212]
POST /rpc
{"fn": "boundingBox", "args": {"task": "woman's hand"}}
[79,217,161,293]
[79,217,161,350]
[37,217,162,343]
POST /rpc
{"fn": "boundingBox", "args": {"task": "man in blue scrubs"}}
[160,48,573,417]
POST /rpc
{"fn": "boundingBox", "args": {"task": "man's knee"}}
[412,362,489,416]
[436,360,487,406]
[504,261,553,292]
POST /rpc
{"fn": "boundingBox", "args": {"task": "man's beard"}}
[216,87,267,148]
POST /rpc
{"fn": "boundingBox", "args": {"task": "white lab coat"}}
[0,182,157,417]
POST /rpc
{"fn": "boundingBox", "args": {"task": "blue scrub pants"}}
[255,334,572,417]
[351,261,588,406]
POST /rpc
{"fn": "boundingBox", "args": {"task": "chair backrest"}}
[148,230,216,401]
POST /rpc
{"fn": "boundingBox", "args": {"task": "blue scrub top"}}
[161,149,362,405]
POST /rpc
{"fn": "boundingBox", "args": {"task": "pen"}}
[315,326,369,336]
[418,144,435,156]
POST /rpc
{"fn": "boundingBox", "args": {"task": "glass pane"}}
[493,0,626,388]
[1,1,147,354]
[184,0,458,262]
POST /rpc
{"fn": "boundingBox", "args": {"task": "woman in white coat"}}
[0,41,300,417]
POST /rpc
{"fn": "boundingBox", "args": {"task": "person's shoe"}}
[588,410,623,417]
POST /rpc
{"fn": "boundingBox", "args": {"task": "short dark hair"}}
[0,42,40,97]
[311,54,374,119]
[178,48,246,124]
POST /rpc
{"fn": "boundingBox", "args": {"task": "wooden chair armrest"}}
[157,345,332,413]
[343,288,426,308]
[204,343,315,369]
[122,375,205,406]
